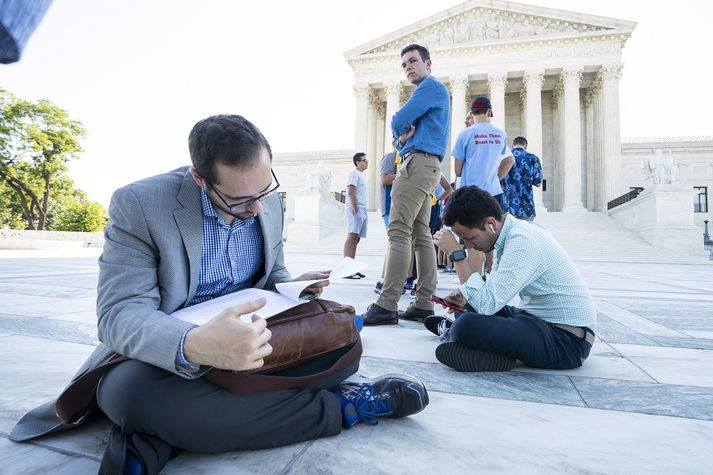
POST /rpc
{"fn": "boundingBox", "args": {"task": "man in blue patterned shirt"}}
[10,115,429,474]
[500,136,543,221]
[430,186,596,372]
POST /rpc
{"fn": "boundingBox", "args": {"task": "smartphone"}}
[431,295,466,313]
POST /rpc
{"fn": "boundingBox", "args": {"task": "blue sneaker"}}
[124,452,142,475]
[353,315,364,333]
[332,374,429,428]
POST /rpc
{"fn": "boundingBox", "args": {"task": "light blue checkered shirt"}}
[459,214,596,328]
[176,189,264,373]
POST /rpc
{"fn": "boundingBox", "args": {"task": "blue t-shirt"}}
[452,122,507,196]
[500,147,543,219]
[391,75,450,161]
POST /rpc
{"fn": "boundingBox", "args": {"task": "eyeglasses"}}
[206,169,280,215]
[359,159,368,163]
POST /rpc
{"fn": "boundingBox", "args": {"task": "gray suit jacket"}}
[10,167,292,441]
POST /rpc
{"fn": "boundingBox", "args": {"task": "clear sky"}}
[2,0,711,206]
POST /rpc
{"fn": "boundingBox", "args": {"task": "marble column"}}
[353,84,370,154]
[592,80,606,211]
[448,76,468,181]
[375,101,386,169]
[584,89,595,211]
[523,70,545,212]
[384,82,401,152]
[599,64,624,205]
[550,80,564,211]
[366,93,378,210]
[487,72,508,129]
[561,67,586,212]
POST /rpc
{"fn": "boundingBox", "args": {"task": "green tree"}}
[50,191,108,232]
[0,89,87,230]
[0,181,25,228]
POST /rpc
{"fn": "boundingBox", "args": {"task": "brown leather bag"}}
[55,298,361,424]
[203,298,361,392]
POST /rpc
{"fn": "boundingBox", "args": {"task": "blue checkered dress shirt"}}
[459,214,596,328]
[189,190,264,305]
[176,189,264,373]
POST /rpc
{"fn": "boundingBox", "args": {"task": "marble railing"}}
[0,229,104,249]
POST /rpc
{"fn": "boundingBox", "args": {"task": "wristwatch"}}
[450,249,467,262]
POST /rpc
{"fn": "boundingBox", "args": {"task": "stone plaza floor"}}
[1,232,713,474]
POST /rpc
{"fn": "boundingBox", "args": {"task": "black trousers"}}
[449,305,593,369]
[96,347,357,474]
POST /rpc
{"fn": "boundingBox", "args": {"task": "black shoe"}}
[343,273,362,279]
[362,303,398,326]
[435,342,516,372]
[424,315,452,338]
[398,302,433,322]
[332,374,429,426]
[356,272,366,278]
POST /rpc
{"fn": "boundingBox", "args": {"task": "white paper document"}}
[173,257,367,326]
[273,256,368,300]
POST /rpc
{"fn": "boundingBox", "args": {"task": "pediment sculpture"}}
[364,9,608,54]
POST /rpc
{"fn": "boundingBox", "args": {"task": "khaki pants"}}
[376,152,441,311]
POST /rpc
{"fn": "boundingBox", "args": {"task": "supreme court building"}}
[347,0,633,213]
[274,0,712,228]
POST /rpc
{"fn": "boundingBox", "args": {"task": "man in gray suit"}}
[10,115,428,474]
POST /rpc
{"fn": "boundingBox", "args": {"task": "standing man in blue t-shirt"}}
[452,96,514,274]
[452,96,514,209]
[363,43,450,326]
[500,136,543,221]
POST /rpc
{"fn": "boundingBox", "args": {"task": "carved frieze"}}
[363,8,610,54]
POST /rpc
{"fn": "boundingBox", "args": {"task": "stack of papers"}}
[172,257,367,326]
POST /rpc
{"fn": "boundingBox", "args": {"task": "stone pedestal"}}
[608,185,705,254]
[286,192,345,242]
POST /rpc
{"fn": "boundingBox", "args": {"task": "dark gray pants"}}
[97,350,355,474]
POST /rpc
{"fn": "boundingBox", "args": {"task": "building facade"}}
[273,0,711,231]
[344,0,636,213]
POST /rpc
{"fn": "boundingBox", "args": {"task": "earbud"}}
[489,224,496,234]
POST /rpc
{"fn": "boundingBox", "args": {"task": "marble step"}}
[536,212,710,264]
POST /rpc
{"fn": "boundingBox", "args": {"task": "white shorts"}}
[346,206,368,238]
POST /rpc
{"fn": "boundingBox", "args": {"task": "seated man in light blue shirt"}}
[430,186,596,372]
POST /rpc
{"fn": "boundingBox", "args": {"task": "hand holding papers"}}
[275,257,368,301]
[173,257,368,326]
